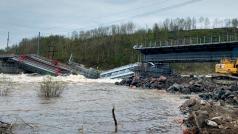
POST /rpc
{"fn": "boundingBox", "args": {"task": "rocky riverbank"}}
[116,75,238,133]
[115,75,238,106]
[179,98,238,134]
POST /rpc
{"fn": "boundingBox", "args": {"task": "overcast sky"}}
[0,0,237,48]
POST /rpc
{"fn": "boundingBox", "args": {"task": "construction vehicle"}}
[214,58,238,80]
[215,59,238,75]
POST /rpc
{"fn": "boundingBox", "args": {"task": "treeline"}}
[5,17,238,70]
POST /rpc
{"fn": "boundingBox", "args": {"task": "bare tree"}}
[204,18,210,28]
[232,18,238,28]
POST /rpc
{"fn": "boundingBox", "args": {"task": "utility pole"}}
[48,44,56,60]
[37,32,40,55]
[6,32,9,52]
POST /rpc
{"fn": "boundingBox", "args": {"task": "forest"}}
[3,17,238,70]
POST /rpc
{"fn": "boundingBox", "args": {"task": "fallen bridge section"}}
[0,54,72,76]
[100,63,139,79]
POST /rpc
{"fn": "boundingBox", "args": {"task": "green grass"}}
[170,62,216,75]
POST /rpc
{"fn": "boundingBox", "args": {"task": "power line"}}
[40,0,198,34]
[29,0,174,34]
[97,0,203,27]
[90,0,171,23]
[1,0,203,40]
[0,0,171,34]
[37,32,40,55]
[134,0,203,18]
[58,0,203,32]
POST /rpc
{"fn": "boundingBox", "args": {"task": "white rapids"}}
[0,73,121,84]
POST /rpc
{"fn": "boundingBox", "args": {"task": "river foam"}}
[0,73,121,84]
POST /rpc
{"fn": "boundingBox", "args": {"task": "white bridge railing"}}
[134,33,238,49]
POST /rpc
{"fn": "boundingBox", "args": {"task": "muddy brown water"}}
[0,77,184,134]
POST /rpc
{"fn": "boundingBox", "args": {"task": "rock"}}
[167,83,184,93]
[189,80,195,85]
[183,98,197,107]
[223,115,232,122]
[180,96,238,133]
[180,96,191,100]
[189,82,204,93]
[218,125,228,129]
[199,93,211,100]
[115,82,120,85]
[158,76,167,82]
[194,110,209,129]
[130,77,141,87]
[180,98,200,113]
[206,120,218,127]
[200,100,206,105]
[181,87,191,94]
[149,81,163,89]
[211,116,223,125]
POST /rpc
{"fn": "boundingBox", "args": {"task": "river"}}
[0,74,184,134]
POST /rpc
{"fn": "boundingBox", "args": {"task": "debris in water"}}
[112,106,118,133]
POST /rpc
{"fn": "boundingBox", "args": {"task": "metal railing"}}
[134,33,238,49]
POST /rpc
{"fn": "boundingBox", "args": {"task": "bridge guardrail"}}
[134,33,238,49]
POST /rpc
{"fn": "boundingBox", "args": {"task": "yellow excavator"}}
[215,58,238,79]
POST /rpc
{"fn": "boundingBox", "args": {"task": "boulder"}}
[158,76,167,82]
[130,77,141,87]
[115,82,120,85]
[211,116,223,125]
[150,82,163,89]
[180,98,200,113]
[199,93,212,100]
[167,83,184,93]
[194,110,209,129]
[206,120,218,127]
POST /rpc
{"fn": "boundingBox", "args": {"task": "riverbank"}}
[180,98,238,133]
[116,75,238,133]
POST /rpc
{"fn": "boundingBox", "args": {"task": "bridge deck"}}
[0,54,71,75]
[135,33,238,49]
[134,34,238,63]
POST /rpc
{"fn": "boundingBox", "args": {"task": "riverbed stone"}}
[211,116,223,125]
[206,120,218,127]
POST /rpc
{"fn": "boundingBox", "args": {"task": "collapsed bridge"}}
[0,54,72,76]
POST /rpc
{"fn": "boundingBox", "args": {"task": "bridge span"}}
[134,33,238,63]
[0,54,72,76]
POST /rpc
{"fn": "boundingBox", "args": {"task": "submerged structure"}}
[68,54,100,79]
[100,63,139,79]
